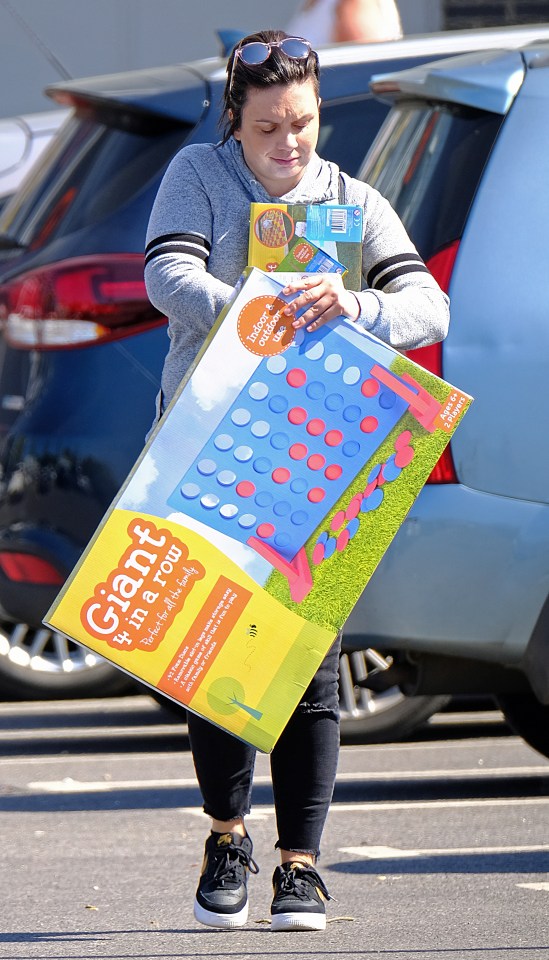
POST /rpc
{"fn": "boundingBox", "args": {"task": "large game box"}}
[45,267,471,752]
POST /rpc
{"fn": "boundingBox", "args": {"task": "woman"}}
[144,29,449,933]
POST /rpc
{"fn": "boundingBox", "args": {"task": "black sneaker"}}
[271,861,332,931]
[193,831,259,929]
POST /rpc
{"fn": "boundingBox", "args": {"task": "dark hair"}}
[221,29,320,144]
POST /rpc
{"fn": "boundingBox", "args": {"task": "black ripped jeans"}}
[187,633,341,858]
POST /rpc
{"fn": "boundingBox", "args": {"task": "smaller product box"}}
[249,202,363,290]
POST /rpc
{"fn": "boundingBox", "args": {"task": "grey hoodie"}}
[145,137,449,413]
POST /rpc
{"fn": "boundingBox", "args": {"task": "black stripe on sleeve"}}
[367,253,425,289]
[372,262,431,291]
[145,232,211,255]
[145,243,210,267]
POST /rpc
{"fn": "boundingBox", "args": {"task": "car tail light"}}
[0,255,166,349]
[0,552,65,585]
[407,240,460,484]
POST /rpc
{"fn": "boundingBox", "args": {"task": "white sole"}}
[271,911,326,931]
[193,897,248,929]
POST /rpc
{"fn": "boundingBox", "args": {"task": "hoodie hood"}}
[220,137,340,204]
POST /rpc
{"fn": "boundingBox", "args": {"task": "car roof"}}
[44,25,549,123]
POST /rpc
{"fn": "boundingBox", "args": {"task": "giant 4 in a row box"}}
[45,268,471,752]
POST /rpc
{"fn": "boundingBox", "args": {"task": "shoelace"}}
[211,842,260,886]
[277,865,332,902]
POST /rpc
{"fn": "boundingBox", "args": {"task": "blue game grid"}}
[167,322,418,563]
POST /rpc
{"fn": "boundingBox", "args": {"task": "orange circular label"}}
[237,295,295,357]
[254,208,294,248]
[293,241,315,264]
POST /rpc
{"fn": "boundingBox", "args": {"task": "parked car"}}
[0,110,68,215]
[339,38,549,758]
[1,25,549,739]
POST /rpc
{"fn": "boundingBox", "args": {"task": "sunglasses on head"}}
[228,37,317,98]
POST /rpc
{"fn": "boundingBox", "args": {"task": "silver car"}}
[343,39,549,758]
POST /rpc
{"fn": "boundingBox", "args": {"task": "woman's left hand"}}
[282,274,360,331]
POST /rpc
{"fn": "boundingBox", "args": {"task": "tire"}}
[0,619,134,700]
[496,692,549,760]
[339,648,451,743]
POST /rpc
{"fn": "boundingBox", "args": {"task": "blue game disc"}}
[342,440,360,457]
[361,488,384,511]
[270,432,289,450]
[324,392,344,411]
[342,404,361,422]
[368,464,381,483]
[347,517,360,538]
[291,510,308,526]
[253,457,272,474]
[255,491,273,507]
[382,455,402,482]
[306,380,325,400]
[317,531,329,544]
[379,389,397,409]
[269,395,288,414]
[274,533,291,548]
[324,537,337,559]
[290,478,308,494]
[273,500,291,517]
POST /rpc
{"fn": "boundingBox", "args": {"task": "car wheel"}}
[338,648,451,742]
[496,692,549,760]
[0,619,133,700]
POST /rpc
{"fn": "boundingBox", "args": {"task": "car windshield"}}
[359,99,503,258]
[0,112,189,250]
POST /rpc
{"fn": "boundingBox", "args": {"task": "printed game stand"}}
[168,288,442,604]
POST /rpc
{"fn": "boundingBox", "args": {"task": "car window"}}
[0,120,28,173]
[0,114,190,250]
[318,96,390,175]
[359,100,503,258]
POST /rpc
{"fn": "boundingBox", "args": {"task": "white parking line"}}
[177,796,549,816]
[25,765,549,793]
[339,844,549,858]
[517,883,549,892]
[26,776,202,792]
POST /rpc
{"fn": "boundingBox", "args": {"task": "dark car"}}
[0,26,548,739]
